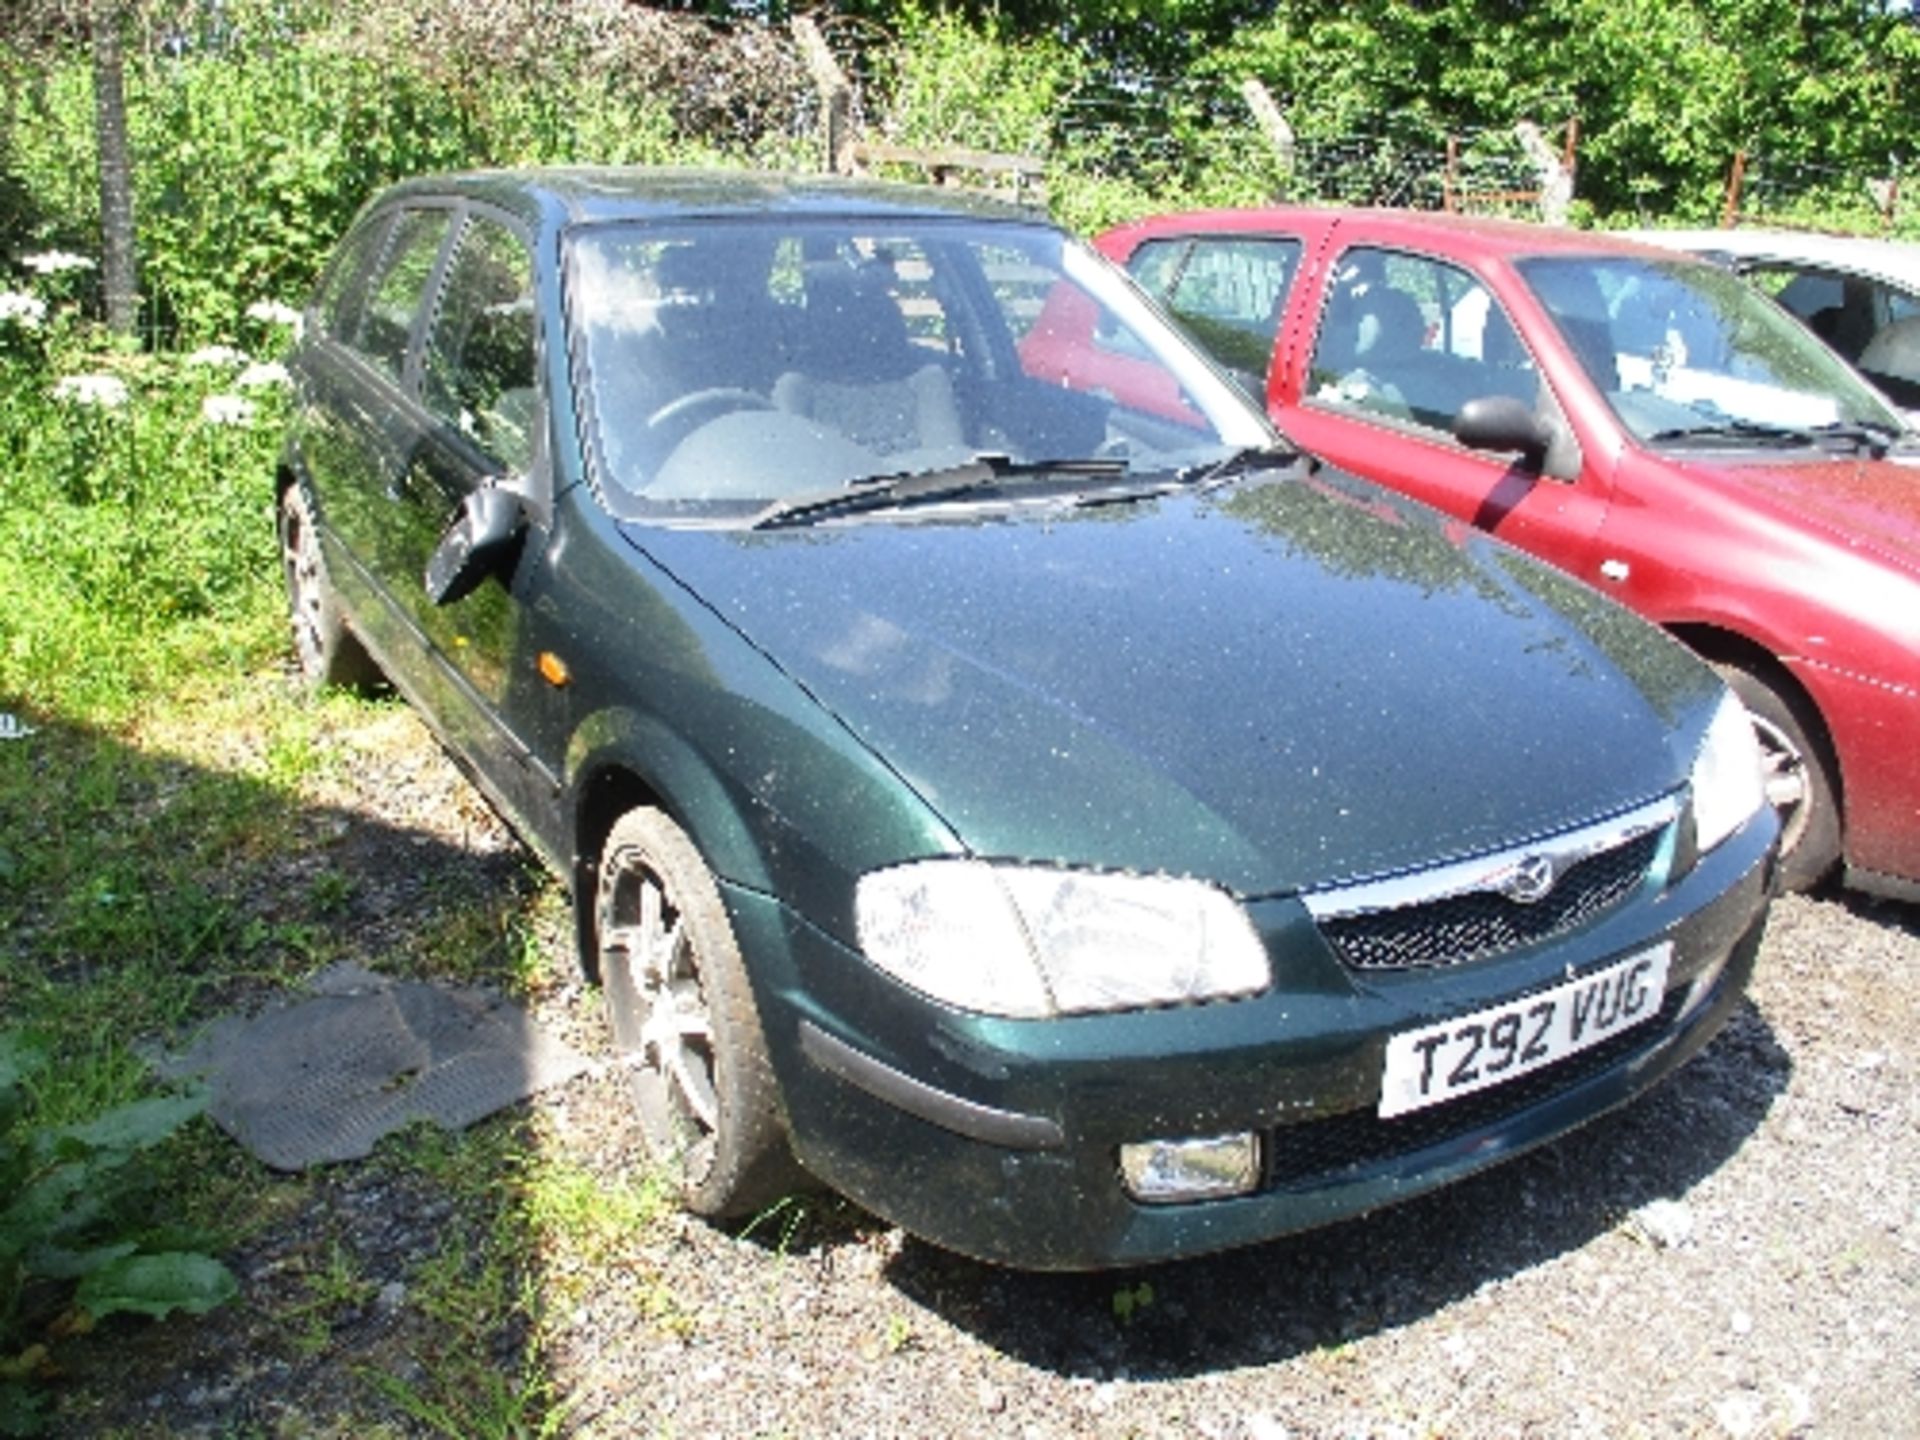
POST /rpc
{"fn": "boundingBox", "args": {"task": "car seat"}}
[652,240,783,397]
[1312,283,1425,420]
[771,262,965,457]
[1859,315,1920,409]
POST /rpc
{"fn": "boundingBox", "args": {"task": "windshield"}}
[1516,254,1905,443]
[565,216,1271,521]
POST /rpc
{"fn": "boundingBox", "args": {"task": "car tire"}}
[594,806,801,1219]
[1716,664,1841,892]
[278,483,381,692]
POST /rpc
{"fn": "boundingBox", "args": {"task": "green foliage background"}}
[3,0,1914,345]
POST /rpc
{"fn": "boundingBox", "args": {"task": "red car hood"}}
[1715,453,1920,577]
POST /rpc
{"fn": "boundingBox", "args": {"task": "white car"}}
[1629,227,1920,423]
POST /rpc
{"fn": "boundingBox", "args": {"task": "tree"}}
[90,0,136,336]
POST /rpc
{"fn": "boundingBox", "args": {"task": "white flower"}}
[246,299,305,341]
[186,344,248,368]
[201,392,256,427]
[246,300,303,329]
[51,372,130,409]
[0,291,46,329]
[235,360,291,389]
[20,250,94,275]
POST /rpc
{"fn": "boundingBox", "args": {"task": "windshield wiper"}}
[1173,443,1300,491]
[1647,420,1815,447]
[750,454,1127,531]
[1807,421,1903,458]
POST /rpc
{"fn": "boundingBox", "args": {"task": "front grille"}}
[1318,828,1662,971]
[1263,983,1688,1190]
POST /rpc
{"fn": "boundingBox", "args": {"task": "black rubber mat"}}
[153,964,589,1169]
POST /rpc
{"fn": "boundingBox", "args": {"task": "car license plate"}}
[1378,943,1672,1119]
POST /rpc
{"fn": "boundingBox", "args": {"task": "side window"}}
[1134,237,1300,386]
[996,243,1153,374]
[1126,240,1192,305]
[313,214,391,342]
[351,208,453,383]
[1753,265,1840,321]
[422,215,539,471]
[1750,264,1903,363]
[1308,246,1536,432]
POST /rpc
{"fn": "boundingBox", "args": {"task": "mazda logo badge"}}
[1500,855,1559,904]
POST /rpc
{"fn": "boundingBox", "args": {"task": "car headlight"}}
[1690,689,1767,855]
[854,860,1271,1018]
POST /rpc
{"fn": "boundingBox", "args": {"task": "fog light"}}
[1118,1133,1261,1204]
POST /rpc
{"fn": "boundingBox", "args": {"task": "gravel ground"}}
[56,704,1920,1438]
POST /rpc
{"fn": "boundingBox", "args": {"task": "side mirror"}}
[425,483,525,606]
[1453,394,1555,463]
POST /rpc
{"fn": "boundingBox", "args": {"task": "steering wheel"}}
[644,387,774,453]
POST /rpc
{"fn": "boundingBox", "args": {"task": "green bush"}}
[1,1031,236,1439]
[0,268,285,723]
[3,0,812,344]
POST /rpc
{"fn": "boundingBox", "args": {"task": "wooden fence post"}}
[1721,151,1747,229]
[792,16,852,176]
[1514,119,1574,225]
[1240,79,1294,174]
[1871,164,1899,232]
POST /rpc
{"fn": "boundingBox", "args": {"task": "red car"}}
[1098,207,1920,898]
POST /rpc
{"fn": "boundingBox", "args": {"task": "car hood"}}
[621,471,1717,897]
[1712,451,1920,578]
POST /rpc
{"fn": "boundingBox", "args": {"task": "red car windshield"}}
[1518,255,1904,443]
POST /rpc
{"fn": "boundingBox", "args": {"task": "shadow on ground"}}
[1,702,561,1437]
[1829,879,1920,938]
[871,997,1789,1381]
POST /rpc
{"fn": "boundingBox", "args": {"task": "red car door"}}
[1272,231,1616,584]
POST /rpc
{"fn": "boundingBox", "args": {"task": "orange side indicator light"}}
[538,651,571,687]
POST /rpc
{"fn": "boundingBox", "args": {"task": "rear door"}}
[1274,235,1612,572]
[1122,232,1304,401]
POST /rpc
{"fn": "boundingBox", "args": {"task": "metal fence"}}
[762,18,1908,240]
[1721,150,1911,238]
[805,22,1573,226]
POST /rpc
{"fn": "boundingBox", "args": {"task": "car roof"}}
[1103,204,1686,263]
[368,167,1044,233]
[1628,227,1920,290]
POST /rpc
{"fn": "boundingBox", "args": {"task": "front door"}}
[1278,242,1611,576]
[394,209,565,834]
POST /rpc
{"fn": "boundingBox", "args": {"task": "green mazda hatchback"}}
[277,169,1776,1268]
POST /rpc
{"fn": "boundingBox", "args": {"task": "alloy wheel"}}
[599,850,720,1184]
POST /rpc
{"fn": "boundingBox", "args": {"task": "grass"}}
[0,653,624,1434]
[0,309,677,1435]
[0,646,599,1432]
[283,1242,380,1358]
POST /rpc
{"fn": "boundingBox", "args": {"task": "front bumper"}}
[732,810,1774,1270]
